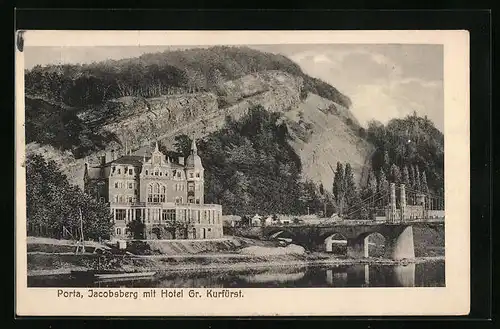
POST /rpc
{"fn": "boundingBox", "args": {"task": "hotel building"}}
[84,139,223,240]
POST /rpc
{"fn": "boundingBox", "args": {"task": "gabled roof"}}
[108,155,146,167]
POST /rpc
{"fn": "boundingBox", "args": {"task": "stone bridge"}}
[258,219,444,260]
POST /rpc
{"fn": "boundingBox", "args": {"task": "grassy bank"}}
[26,232,444,277]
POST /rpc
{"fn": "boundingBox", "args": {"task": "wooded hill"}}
[25,46,444,219]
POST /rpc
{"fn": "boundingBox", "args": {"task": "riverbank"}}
[27,251,444,277]
[26,235,444,277]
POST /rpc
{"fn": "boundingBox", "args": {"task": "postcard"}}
[15,30,470,316]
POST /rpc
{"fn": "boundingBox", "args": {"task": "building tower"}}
[185,137,204,204]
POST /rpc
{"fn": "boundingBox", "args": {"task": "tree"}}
[389,164,402,185]
[127,220,145,239]
[174,134,193,158]
[332,162,345,215]
[403,166,410,188]
[410,165,416,190]
[421,171,429,194]
[360,169,377,213]
[26,154,113,240]
[378,169,389,195]
[415,165,422,192]
[343,163,359,216]
[383,150,391,173]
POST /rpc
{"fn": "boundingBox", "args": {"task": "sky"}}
[25,44,443,131]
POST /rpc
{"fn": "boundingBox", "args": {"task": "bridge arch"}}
[362,232,386,258]
[323,232,348,254]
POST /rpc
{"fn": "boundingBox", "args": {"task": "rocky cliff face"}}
[26,70,373,191]
[284,93,374,190]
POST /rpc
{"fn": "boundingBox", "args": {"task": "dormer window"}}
[177,172,181,178]
[145,170,149,175]
[117,169,121,174]
[128,169,133,175]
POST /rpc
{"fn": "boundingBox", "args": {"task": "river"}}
[28,260,445,288]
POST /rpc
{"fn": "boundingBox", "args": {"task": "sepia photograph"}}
[15,30,469,316]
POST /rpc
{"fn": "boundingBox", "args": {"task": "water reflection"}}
[28,261,445,288]
[238,271,306,284]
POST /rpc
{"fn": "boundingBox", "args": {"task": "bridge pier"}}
[384,226,415,260]
[347,236,369,259]
[392,263,416,287]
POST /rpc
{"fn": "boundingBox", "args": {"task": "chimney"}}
[178,157,185,165]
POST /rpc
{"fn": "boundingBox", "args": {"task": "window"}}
[160,172,163,176]
[190,173,194,178]
[165,171,168,177]
[164,209,176,221]
[116,228,121,235]
[115,182,118,188]
[197,211,201,224]
[177,172,181,178]
[128,182,133,189]
[116,209,126,221]
[196,198,200,205]
[114,195,118,203]
[188,183,195,192]
[145,170,149,175]
[99,197,105,203]
[155,170,158,176]
[196,172,200,178]
[117,169,121,174]
[148,183,166,203]
[208,228,212,232]
[128,196,133,203]
[119,195,123,203]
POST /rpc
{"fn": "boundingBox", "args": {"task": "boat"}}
[70,270,156,281]
[95,271,156,280]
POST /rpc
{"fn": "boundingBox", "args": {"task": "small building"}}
[251,214,263,226]
[263,215,274,226]
[222,215,242,227]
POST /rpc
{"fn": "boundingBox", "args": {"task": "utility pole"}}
[76,207,85,254]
